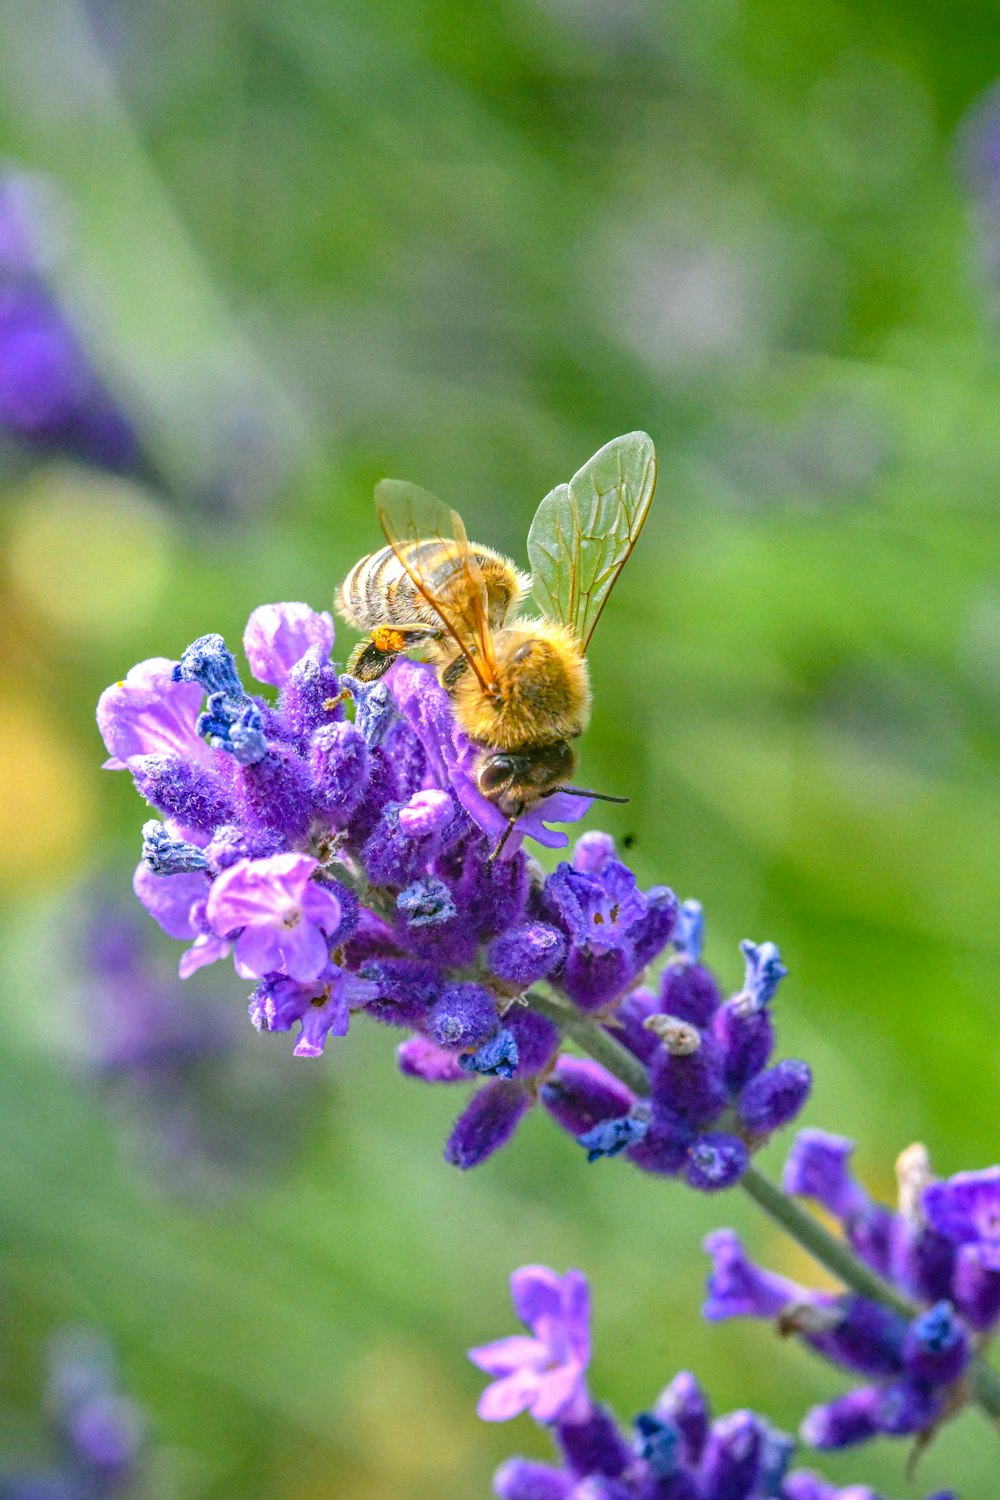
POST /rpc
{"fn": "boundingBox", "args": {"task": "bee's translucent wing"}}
[527,431,657,650]
[375,478,499,692]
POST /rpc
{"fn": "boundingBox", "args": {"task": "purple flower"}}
[475,1265,922,1500]
[0,174,142,473]
[206,853,342,982]
[469,1266,591,1424]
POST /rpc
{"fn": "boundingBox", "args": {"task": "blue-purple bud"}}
[130,754,234,833]
[310,720,369,825]
[555,1404,630,1479]
[493,1459,572,1500]
[343,674,395,747]
[652,1371,708,1465]
[633,1411,679,1477]
[902,1301,969,1386]
[461,1028,520,1080]
[625,1104,694,1176]
[504,1009,559,1078]
[540,1056,634,1136]
[799,1387,881,1450]
[140,820,209,875]
[358,959,442,1027]
[782,1130,870,1221]
[713,999,774,1093]
[398,876,457,928]
[234,747,313,841]
[953,1243,1000,1331]
[578,1109,649,1163]
[279,651,342,739]
[489,921,567,987]
[428,983,498,1049]
[684,1132,748,1192]
[671,898,704,963]
[649,1036,727,1127]
[738,1059,812,1136]
[172,633,245,699]
[737,939,787,1010]
[444,1080,529,1168]
[658,962,721,1030]
[697,1410,763,1499]
[397,1036,467,1082]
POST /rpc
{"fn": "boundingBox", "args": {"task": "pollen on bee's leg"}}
[372,626,407,653]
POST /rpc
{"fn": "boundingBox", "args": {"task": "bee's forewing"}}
[375,478,499,688]
[527,431,657,650]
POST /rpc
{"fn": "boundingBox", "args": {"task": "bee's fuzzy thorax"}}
[448,616,591,752]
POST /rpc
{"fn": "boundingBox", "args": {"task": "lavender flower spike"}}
[470,1266,591,1425]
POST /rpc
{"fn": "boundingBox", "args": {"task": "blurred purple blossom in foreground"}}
[471,1264,955,1500]
[97,601,811,1181]
[704,1134,1000,1454]
[0,169,142,475]
[2,1328,146,1499]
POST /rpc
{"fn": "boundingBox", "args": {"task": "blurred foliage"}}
[2,0,1000,1495]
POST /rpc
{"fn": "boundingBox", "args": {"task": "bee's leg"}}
[487,814,521,864]
[346,626,439,682]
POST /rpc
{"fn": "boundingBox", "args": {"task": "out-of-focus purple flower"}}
[923,1166,1000,1247]
[475,1267,920,1499]
[206,853,342,982]
[706,1136,1000,1456]
[0,171,143,474]
[470,1266,591,1424]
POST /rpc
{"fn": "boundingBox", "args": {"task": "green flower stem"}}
[527,989,1000,1425]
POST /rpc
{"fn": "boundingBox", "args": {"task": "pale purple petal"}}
[511,1266,569,1331]
[133,863,206,940]
[98,659,210,769]
[299,881,342,932]
[233,922,283,978]
[178,932,230,978]
[207,853,321,932]
[278,920,331,982]
[477,1370,542,1423]
[293,982,350,1057]
[560,1271,591,1366]
[468,1336,550,1377]
[529,1362,586,1424]
[243,602,335,686]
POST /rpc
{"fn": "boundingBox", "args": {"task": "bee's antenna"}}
[487,818,518,864]
[553,786,630,804]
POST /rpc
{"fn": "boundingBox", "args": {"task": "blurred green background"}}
[2,0,1000,1494]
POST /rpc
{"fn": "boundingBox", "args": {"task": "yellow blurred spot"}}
[0,693,95,893]
[6,466,171,642]
[344,1341,477,1488]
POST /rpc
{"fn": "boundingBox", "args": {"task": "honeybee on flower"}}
[337,431,657,856]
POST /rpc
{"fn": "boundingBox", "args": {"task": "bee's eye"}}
[478,755,515,795]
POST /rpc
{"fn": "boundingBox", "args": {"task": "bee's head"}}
[477,741,577,817]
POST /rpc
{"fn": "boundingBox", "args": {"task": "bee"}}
[336,432,657,857]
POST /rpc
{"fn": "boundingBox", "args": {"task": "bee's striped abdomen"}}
[336,540,526,634]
